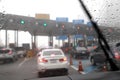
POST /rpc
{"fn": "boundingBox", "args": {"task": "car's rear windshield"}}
[0,49,10,54]
[43,50,63,56]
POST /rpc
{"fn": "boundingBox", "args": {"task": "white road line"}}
[17,58,29,68]
[70,65,86,74]
[71,65,78,70]
[32,71,38,73]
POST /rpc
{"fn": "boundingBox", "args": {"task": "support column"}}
[68,35,71,47]
[58,39,60,47]
[16,30,18,47]
[5,29,8,47]
[75,36,77,47]
[14,30,16,46]
[31,35,33,50]
[14,30,18,47]
[48,35,53,47]
[33,34,36,49]
[84,34,87,47]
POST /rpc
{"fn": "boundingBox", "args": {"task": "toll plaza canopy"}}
[0,12,120,39]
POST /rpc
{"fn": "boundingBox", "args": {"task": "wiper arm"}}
[78,0,119,71]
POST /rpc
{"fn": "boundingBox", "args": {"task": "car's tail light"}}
[59,57,67,62]
[87,48,90,52]
[8,50,12,55]
[38,58,48,63]
[114,52,120,59]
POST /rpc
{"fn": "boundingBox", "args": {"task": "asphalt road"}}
[0,53,104,80]
[0,57,119,80]
[0,57,80,80]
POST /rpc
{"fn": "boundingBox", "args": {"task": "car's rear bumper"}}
[0,57,13,61]
[37,62,69,72]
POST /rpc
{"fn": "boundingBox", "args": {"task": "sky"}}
[0,0,105,47]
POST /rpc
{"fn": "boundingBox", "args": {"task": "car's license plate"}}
[50,59,57,63]
[82,52,85,54]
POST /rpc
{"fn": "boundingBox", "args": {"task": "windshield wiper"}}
[78,0,119,71]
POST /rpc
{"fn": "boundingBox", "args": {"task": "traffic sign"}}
[56,17,68,22]
[74,34,83,39]
[56,36,68,40]
[87,36,94,40]
[87,22,92,27]
[73,19,84,24]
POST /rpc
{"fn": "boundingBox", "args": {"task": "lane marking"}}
[70,65,86,74]
[71,65,78,70]
[17,58,30,68]
[32,71,38,73]
[84,66,97,73]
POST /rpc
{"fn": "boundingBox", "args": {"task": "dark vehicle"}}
[89,46,120,70]
[0,48,18,63]
[89,46,106,65]
[22,43,30,50]
[9,43,16,48]
[61,42,72,53]
[71,46,90,59]
[70,39,90,59]
[14,47,26,58]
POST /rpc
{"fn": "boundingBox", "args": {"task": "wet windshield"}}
[0,0,120,80]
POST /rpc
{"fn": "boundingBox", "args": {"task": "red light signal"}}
[77,26,80,29]
[62,24,65,29]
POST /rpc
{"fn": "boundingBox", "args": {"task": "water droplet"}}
[116,9,119,11]
[108,5,111,7]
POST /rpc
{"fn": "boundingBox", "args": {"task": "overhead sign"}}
[56,17,68,22]
[35,14,50,20]
[56,36,68,40]
[72,19,84,24]
[87,36,94,40]
[74,34,83,39]
[87,22,92,27]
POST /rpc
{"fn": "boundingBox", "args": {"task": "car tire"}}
[91,57,96,66]
[38,72,43,78]
[105,61,111,71]
[65,70,69,75]
[62,69,68,75]
[12,57,16,62]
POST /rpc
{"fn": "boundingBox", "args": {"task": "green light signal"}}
[20,20,25,24]
[43,22,47,27]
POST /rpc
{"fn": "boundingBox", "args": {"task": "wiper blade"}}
[78,0,119,71]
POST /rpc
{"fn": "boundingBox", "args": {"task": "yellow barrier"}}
[26,50,33,58]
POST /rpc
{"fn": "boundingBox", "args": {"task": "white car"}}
[0,48,18,63]
[37,48,69,76]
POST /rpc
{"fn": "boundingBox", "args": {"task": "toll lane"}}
[66,53,103,74]
[0,56,80,80]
